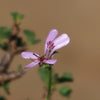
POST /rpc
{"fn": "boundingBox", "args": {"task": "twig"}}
[0,71,25,84]
[0,24,26,72]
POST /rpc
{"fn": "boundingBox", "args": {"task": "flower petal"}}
[21,52,40,59]
[50,34,70,56]
[43,59,57,64]
[53,34,70,46]
[23,60,40,69]
[45,29,58,53]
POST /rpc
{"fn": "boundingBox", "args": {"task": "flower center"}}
[39,57,45,61]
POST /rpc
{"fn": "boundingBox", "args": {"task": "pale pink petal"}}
[53,34,70,46]
[45,29,58,53]
[21,52,40,59]
[50,34,70,56]
[23,60,40,69]
[43,59,57,64]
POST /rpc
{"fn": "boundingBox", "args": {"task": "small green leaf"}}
[38,68,49,86]
[11,12,24,24]
[0,27,12,40]
[18,65,22,72]
[61,73,73,81]
[58,85,72,97]
[0,43,8,51]
[31,39,40,44]
[0,96,6,100]
[3,82,10,94]
[53,72,73,84]
[24,30,40,44]
[58,73,73,83]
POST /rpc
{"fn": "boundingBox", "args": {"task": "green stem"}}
[47,67,52,100]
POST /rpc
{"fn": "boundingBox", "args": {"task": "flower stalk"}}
[47,66,52,100]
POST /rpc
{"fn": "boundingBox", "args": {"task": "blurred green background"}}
[0,0,100,100]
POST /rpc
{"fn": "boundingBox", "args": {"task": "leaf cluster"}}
[0,27,11,50]
[0,12,40,51]
[0,12,40,97]
[11,12,24,24]
[38,68,73,98]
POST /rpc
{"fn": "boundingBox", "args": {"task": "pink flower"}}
[21,52,57,69]
[21,29,70,69]
[44,29,70,58]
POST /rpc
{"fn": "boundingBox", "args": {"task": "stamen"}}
[33,53,39,57]
[49,41,52,44]
[45,41,55,58]
[47,42,49,46]
[51,43,54,47]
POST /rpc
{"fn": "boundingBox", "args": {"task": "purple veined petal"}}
[43,59,57,64]
[44,29,58,54]
[23,60,40,69]
[50,34,70,56]
[21,52,40,59]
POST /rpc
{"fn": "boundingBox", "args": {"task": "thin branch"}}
[0,71,25,84]
[0,52,12,72]
[0,24,26,72]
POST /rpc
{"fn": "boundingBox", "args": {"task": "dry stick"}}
[0,52,12,72]
[0,24,26,84]
[0,24,19,72]
[0,71,25,85]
